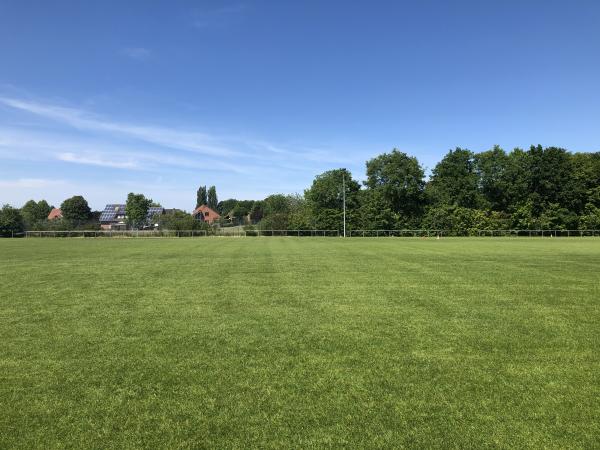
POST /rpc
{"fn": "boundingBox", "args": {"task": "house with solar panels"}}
[145,206,165,228]
[99,204,165,230]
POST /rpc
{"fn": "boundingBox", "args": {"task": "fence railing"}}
[1,231,26,238]
[8,229,600,238]
[21,229,340,238]
[475,229,600,237]
[23,230,208,238]
[346,229,600,237]
[348,230,443,237]
[233,230,339,237]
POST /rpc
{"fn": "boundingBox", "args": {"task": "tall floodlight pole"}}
[342,173,346,238]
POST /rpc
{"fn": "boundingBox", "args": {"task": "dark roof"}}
[147,207,164,219]
[100,204,164,223]
[99,204,126,223]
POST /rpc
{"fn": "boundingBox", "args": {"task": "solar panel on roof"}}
[100,204,126,222]
[146,207,164,219]
[99,204,166,223]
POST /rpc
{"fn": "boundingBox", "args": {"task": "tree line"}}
[0,195,98,236]
[2,145,599,236]
[210,145,600,232]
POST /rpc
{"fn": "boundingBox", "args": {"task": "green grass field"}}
[1,237,599,448]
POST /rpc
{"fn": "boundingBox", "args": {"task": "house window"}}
[205,212,209,216]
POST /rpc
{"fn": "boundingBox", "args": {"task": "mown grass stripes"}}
[1,238,599,448]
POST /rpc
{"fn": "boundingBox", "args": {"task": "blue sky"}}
[1,0,599,210]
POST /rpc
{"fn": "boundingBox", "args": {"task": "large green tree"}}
[196,185,207,207]
[502,148,531,211]
[0,204,25,237]
[474,146,511,211]
[229,203,249,224]
[365,149,425,224]
[249,200,265,223]
[569,152,600,214]
[21,199,52,227]
[263,194,292,216]
[356,189,396,230]
[286,196,312,230]
[579,204,600,229]
[125,193,152,229]
[305,169,360,209]
[258,194,309,230]
[60,196,92,226]
[577,184,600,229]
[304,169,361,231]
[217,198,238,215]
[526,145,575,214]
[207,186,218,210]
[427,148,482,208]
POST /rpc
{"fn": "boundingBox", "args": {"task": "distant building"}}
[99,204,165,230]
[100,204,127,230]
[47,208,63,220]
[192,205,220,224]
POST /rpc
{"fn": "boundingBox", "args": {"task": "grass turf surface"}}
[1,237,599,448]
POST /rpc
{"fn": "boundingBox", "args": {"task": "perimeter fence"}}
[22,230,208,238]
[347,229,600,237]
[6,228,600,238]
[20,229,339,238]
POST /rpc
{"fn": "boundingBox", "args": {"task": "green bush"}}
[0,205,25,237]
[158,211,211,232]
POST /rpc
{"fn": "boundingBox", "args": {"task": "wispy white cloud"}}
[244,139,354,165]
[0,178,66,188]
[0,127,252,174]
[57,152,139,169]
[0,119,323,209]
[0,97,239,158]
[120,47,151,61]
[0,96,352,167]
[0,94,364,210]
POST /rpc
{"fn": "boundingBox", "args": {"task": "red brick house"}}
[47,208,63,220]
[192,205,220,224]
